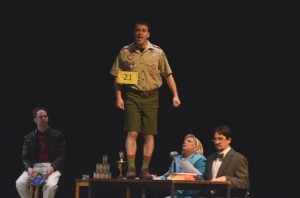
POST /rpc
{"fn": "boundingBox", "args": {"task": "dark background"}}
[1,0,296,197]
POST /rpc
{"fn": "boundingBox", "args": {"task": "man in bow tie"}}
[204,125,250,197]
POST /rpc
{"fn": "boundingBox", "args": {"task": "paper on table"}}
[175,158,202,175]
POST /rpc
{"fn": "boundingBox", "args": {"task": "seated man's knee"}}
[16,178,26,188]
[44,183,58,189]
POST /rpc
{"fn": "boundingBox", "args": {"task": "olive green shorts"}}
[123,92,159,135]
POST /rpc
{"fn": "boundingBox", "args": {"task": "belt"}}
[126,88,158,98]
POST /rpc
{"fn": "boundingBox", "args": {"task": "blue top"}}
[157,153,206,197]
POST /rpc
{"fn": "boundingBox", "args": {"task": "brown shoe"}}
[140,168,153,180]
[125,167,137,179]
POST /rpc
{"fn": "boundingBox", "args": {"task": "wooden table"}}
[75,179,89,198]
[88,179,231,198]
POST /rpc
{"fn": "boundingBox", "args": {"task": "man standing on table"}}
[110,20,181,179]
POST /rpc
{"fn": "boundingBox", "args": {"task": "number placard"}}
[117,71,138,84]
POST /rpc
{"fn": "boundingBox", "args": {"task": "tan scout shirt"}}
[110,41,172,91]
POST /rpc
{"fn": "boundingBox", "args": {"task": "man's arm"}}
[165,74,181,107]
[114,77,124,110]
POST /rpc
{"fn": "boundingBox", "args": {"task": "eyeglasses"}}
[38,115,48,119]
[212,137,226,143]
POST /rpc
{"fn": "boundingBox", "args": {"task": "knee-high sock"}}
[141,155,151,169]
[127,155,136,168]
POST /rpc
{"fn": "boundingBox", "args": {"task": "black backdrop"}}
[1,0,296,197]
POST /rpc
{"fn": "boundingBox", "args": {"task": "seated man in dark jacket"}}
[16,107,67,198]
[204,125,250,198]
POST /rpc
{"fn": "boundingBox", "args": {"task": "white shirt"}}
[212,147,231,179]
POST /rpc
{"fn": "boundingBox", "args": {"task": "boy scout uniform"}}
[110,41,173,93]
[110,40,174,134]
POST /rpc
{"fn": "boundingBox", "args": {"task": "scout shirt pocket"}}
[146,63,159,74]
[123,61,136,71]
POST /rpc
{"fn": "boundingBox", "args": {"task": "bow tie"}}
[217,153,224,159]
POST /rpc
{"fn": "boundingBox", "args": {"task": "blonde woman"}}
[155,134,206,198]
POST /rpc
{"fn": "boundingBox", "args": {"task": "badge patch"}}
[125,61,136,70]
[127,54,134,60]
[151,66,157,73]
